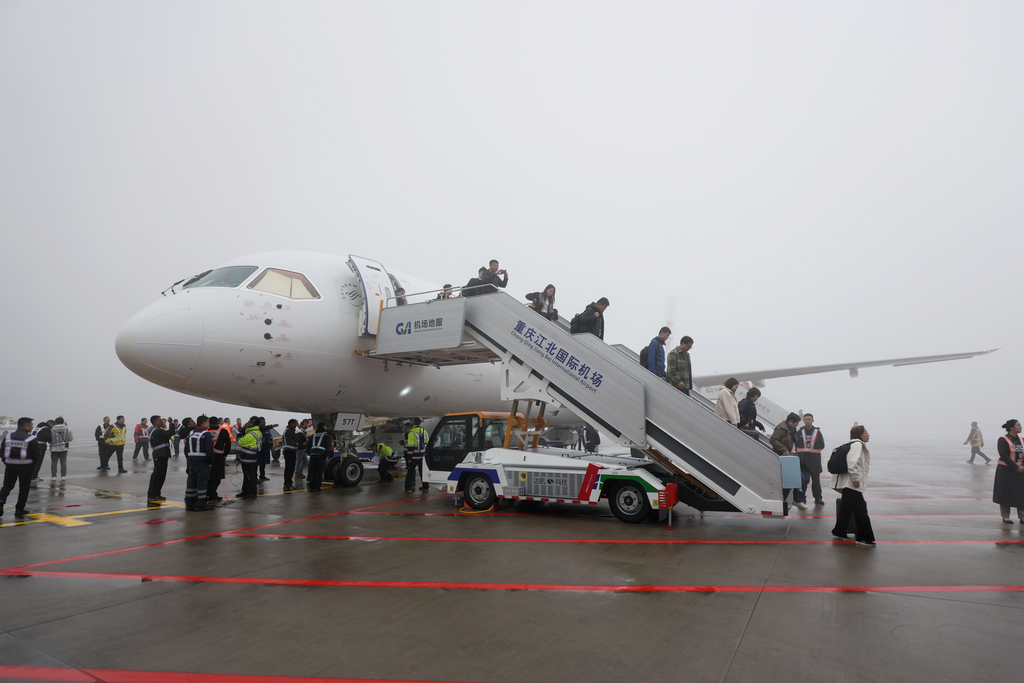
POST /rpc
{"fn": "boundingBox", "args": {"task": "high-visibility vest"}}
[237,426,261,455]
[309,431,331,455]
[187,428,208,457]
[406,426,428,456]
[999,436,1023,466]
[377,443,394,458]
[2,432,36,465]
[212,426,231,455]
[795,428,822,454]
[106,425,127,446]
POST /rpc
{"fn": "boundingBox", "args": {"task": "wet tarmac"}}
[1,438,1022,683]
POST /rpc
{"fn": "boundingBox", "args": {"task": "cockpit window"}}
[183,266,258,289]
[247,268,320,300]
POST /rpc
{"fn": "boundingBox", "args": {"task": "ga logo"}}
[395,321,412,335]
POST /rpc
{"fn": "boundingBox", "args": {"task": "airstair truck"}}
[369,290,800,523]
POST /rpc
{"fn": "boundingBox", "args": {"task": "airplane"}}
[115,251,996,429]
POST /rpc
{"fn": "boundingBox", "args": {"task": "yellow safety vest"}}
[106,425,127,446]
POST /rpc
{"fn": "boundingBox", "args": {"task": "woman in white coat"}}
[714,378,740,427]
[830,424,875,547]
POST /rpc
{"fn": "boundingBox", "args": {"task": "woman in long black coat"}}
[993,419,1024,524]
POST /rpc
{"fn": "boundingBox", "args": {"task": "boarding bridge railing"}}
[369,292,786,516]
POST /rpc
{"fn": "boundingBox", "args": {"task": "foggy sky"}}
[2,1,1022,446]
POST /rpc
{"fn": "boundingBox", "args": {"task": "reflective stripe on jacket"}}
[405,426,428,456]
[2,431,37,465]
[795,428,823,454]
[105,425,127,446]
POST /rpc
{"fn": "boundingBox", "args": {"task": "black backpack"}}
[570,313,582,333]
[826,442,854,474]
[639,345,649,368]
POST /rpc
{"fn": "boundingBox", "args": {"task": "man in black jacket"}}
[206,417,232,503]
[95,416,111,471]
[146,415,175,502]
[282,419,302,491]
[479,259,509,294]
[176,418,195,455]
[184,416,214,511]
[795,413,826,506]
[1,417,44,517]
[306,423,333,492]
[462,267,488,297]
[30,420,52,482]
[572,298,610,339]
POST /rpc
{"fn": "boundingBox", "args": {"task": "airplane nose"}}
[115,298,204,388]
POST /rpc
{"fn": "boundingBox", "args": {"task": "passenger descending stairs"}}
[370,293,786,516]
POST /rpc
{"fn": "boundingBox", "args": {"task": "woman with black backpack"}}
[830,424,875,547]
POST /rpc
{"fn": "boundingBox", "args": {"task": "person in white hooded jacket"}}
[49,417,73,479]
[830,424,875,546]
[714,378,740,427]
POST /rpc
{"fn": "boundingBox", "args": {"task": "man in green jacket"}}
[665,336,694,395]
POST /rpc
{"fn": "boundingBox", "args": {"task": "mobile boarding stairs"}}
[368,291,799,518]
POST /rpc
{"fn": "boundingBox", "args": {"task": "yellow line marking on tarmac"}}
[23,513,93,527]
[3,478,358,528]
[2,502,186,528]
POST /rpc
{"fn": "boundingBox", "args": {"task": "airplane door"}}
[348,254,395,338]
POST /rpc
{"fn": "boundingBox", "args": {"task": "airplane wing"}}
[693,348,999,387]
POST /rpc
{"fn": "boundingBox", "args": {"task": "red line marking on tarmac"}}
[1,495,441,573]
[2,571,1023,594]
[349,510,613,517]
[0,665,483,683]
[870,479,990,493]
[229,533,1024,546]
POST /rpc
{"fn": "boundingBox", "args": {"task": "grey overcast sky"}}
[1,1,1022,444]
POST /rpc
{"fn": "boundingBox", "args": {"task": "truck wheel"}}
[464,474,496,510]
[608,481,652,523]
[338,457,364,486]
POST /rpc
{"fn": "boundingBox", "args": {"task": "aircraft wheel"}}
[338,457,363,486]
[463,474,496,510]
[608,481,652,524]
[322,456,340,481]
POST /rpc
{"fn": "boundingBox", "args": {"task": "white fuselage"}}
[116,252,513,418]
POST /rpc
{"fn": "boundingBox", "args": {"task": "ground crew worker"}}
[374,443,395,483]
[95,416,111,470]
[176,418,195,456]
[206,417,232,503]
[146,415,175,502]
[105,416,128,473]
[236,416,261,499]
[1,417,43,518]
[49,417,73,479]
[282,419,302,491]
[133,418,150,461]
[30,420,52,482]
[404,418,430,493]
[306,423,333,492]
[795,413,826,506]
[184,415,214,511]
